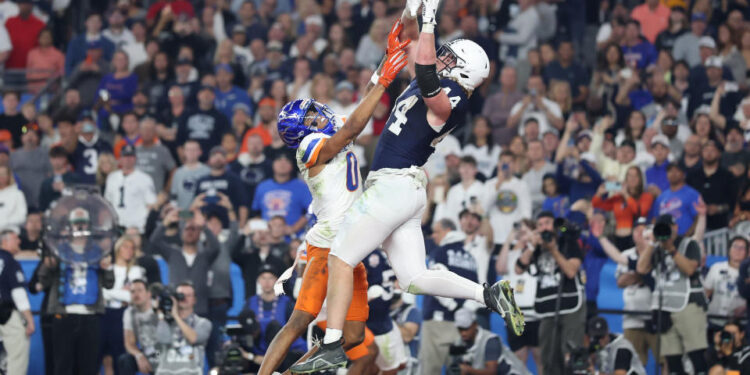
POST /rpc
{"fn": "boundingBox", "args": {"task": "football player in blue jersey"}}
[291,0,524,373]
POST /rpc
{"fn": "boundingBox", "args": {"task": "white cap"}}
[651,134,670,148]
[704,55,722,68]
[454,307,475,329]
[699,36,716,49]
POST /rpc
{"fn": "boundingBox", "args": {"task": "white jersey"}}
[705,261,746,325]
[296,127,363,249]
[104,169,157,232]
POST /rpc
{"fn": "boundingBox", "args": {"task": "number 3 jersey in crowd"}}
[296,118,362,249]
[371,78,469,171]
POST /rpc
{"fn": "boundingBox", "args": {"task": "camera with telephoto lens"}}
[653,215,674,241]
[150,283,185,322]
[446,344,469,375]
[565,342,591,375]
[214,310,260,375]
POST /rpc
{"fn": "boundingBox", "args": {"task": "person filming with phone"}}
[636,213,708,375]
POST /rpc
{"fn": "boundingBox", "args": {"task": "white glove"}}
[421,0,440,33]
[404,0,420,19]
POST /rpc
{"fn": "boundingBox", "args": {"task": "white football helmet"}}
[437,39,490,92]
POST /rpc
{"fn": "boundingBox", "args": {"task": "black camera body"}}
[446,344,469,375]
[541,218,581,245]
[150,284,185,322]
[653,221,672,241]
[565,345,591,375]
[215,325,254,375]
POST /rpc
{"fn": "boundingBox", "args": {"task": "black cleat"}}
[289,339,347,374]
[484,280,525,336]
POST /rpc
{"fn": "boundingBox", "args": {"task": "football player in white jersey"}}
[255,22,410,375]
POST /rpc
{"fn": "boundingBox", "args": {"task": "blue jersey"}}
[371,78,469,171]
[364,250,397,335]
[70,138,113,184]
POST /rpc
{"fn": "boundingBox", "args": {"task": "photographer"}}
[706,321,748,373]
[515,211,585,375]
[451,308,500,375]
[636,214,708,375]
[119,279,159,375]
[154,281,212,375]
[587,316,646,375]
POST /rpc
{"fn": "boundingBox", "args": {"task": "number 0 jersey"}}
[296,120,363,248]
[371,78,469,171]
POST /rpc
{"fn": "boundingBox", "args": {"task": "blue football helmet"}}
[277,99,337,148]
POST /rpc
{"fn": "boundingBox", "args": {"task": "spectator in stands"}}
[68,41,111,110]
[19,208,42,252]
[645,134,671,195]
[10,123,50,208]
[482,67,523,145]
[516,211,584,375]
[686,139,737,230]
[721,127,749,179]
[72,115,113,184]
[706,320,750,374]
[651,163,701,235]
[673,12,709,67]
[655,7,687,52]
[0,164,26,230]
[97,51,139,123]
[149,208,219,317]
[231,133,272,199]
[214,63,253,121]
[136,117,176,193]
[731,182,750,229]
[194,146,248,227]
[630,0,670,45]
[482,151,532,243]
[231,218,286,298]
[441,156,485,226]
[154,281,212,375]
[119,279,159,375]
[621,20,657,70]
[0,229,34,375]
[541,173,570,218]
[104,144,157,232]
[704,237,748,334]
[251,154,310,235]
[496,0,539,64]
[37,245,114,375]
[717,24,746,84]
[355,18,387,68]
[38,146,76,211]
[544,40,589,104]
[420,218,479,375]
[636,214,709,375]
[100,235,146,375]
[123,226,161,286]
[96,152,117,193]
[26,28,65,94]
[690,57,743,120]
[508,75,563,135]
[177,85,231,162]
[65,12,115,75]
[5,0,44,69]
[677,134,703,174]
[593,166,654,249]
[462,116,501,178]
[591,117,637,182]
[0,91,27,148]
[523,139,556,213]
[103,8,135,48]
[171,139,209,209]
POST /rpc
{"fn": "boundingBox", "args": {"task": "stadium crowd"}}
[3,0,750,374]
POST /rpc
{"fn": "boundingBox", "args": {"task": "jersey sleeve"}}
[297,133,330,169]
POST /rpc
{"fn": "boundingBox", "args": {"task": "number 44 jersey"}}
[371,78,469,171]
[296,125,362,249]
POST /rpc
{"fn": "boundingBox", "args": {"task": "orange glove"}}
[378,50,408,87]
[387,19,411,56]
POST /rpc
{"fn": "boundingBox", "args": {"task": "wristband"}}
[370,71,380,86]
[421,23,435,34]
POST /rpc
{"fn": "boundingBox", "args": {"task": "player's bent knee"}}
[343,324,365,348]
[329,251,357,268]
[286,310,315,335]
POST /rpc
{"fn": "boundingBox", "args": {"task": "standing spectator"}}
[146,0,195,28]
[355,19,387,68]
[0,91,28,148]
[0,165,26,231]
[251,154,311,235]
[441,156,485,226]
[508,76,563,135]
[104,145,157,232]
[522,140,556,213]
[462,116,501,178]
[214,64,253,121]
[543,40,589,104]
[170,140,210,209]
[515,211,585,375]
[496,0,539,64]
[673,12,708,67]
[593,166,654,250]
[10,123,51,208]
[630,0,670,44]
[242,98,277,147]
[97,51,139,124]
[482,67,523,145]
[721,127,750,179]
[0,229,34,375]
[65,13,116,75]
[636,214,709,375]
[542,173,570,218]
[118,280,159,375]
[177,85,231,162]
[103,8,135,48]
[72,117,113,184]
[135,117,176,194]
[645,134,671,195]
[230,133,272,200]
[705,236,748,334]
[482,152,532,244]
[100,236,146,375]
[420,218,479,375]
[686,140,737,230]
[68,41,111,110]
[677,134,703,175]
[148,209,220,317]
[621,20,657,70]
[26,29,65,94]
[19,209,42,252]
[194,146,248,227]
[654,7,687,52]
[153,282,211,375]
[38,146,78,212]
[4,0,44,69]
[651,163,701,235]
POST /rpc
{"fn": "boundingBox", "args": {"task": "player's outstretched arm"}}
[416,0,452,127]
[314,50,409,165]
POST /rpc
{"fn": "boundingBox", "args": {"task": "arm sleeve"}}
[704,264,719,291]
[11,287,30,311]
[614,348,633,371]
[123,307,134,331]
[193,317,212,345]
[684,239,701,263]
[484,337,502,362]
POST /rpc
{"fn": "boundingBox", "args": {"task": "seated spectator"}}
[650,163,701,235]
[482,66,523,145]
[119,279,159,375]
[194,146,248,227]
[721,127,749,179]
[440,156,485,226]
[0,164,26,230]
[10,123,50,207]
[704,236,748,336]
[177,85,231,162]
[5,0,45,69]
[65,12,115,75]
[154,282,212,375]
[481,151,532,244]
[645,134,672,195]
[508,75,563,135]
[135,117,176,193]
[0,91,27,148]
[496,0,539,64]
[673,12,708,67]
[686,140,737,230]
[251,154,311,236]
[593,166,654,249]
[19,208,42,253]
[541,173,570,218]
[104,145,157,232]
[690,57,743,121]
[26,28,65,94]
